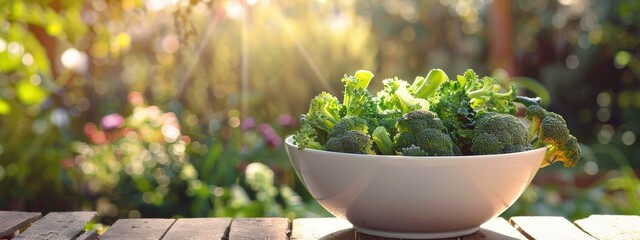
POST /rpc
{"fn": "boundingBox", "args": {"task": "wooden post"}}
[488,0,517,76]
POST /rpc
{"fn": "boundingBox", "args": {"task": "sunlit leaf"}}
[0,98,11,115]
[16,80,48,105]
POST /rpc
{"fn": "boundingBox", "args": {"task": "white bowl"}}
[284,135,546,239]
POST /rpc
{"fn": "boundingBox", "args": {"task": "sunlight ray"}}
[241,1,250,118]
[177,7,225,98]
[270,6,335,94]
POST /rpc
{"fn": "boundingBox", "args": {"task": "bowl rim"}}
[284,135,547,160]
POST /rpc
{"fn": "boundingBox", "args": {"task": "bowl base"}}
[353,225,480,239]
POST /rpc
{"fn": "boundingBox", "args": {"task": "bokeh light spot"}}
[61,48,89,73]
[21,53,34,66]
[596,108,610,122]
[7,42,24,56]
[161,35,179,53]
[621,131,636,146]
[566,55,579,69]
[597,124,614,144]
[614,51,632,69]
[596,92,611,107]
[228,117,241,128]
[584,161,598,175]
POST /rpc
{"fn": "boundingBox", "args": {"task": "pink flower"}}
[259,123,282,149]
[242,117,256,131]
[101,113,125,131]
[278,114,296,128]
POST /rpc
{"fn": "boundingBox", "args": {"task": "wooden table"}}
[1,211,639,239]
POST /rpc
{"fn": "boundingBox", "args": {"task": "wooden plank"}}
[290,218,353,240]
[574,215,640,240]
[99,219,175,240]
[291,217,527,240]
[75,230,98,240]
[13,211,96,240]
[228,218,290,240]
[510,216,596,240]
[162,218,231,240]
[457,218,528,240]
[0,211,42,238]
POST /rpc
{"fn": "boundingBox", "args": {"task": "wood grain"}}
[291,218,354,240]
[13,211,96,240]
[99,218,175,240]
[510,216,596,240]
[574,215,640,240]
[162,218,231,240]
[228,218,290,240]
[0,211,42,238]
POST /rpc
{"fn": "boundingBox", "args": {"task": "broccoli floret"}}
[466,75,518,115]
[372,126,395,155]
[524,105,581,168]
[393,110,455,156]
[471,132,504,155]
[401,145,428,156]
[292,123,324,150]
[325,130,374,154]
[342,70,378,119]
[377,77,429,114]
[470,113,532,155]
[329,116,369,138]
[304,92,344,137]
[324,116,374,154]
[396,110,446,132]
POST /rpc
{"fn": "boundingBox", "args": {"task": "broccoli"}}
[376,69,448,115]
[292,123,324,150]
[329,116,369,138]
[303,91,343,137]
[342,70,378,119]
[431,69,519,155]
[372,126,395,155]
[523,103,581,167]
[324,116,375,154]
[467,77,518,115]
[393,110,455,156]
[470,113,532,155]
[430,80,476,155]
[377,78,429,114]
[410,69,449,99]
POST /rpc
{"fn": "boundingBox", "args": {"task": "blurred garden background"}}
[0,0,639,225]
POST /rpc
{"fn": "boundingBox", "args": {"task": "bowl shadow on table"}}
[316,228,523,240]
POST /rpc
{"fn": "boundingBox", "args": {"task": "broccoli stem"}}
[372,126,394,155]
[412,69,449,99]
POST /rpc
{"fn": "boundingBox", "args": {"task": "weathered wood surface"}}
[12,212,96,240]
[574,215,640,240]
[228,218,290,240]
[99,218,175,240]
[5,211,640,239]
[162,218,231,240]
[290,217,529,240]
[0,211,42,238]
[510,216,597,240]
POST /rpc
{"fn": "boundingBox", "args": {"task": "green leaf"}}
[0,98,11,115]
[16,80,48,105]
